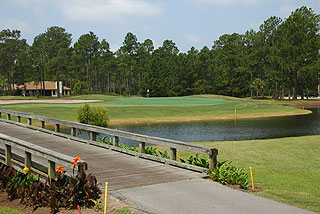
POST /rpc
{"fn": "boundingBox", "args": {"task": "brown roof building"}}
[13,81,71,96]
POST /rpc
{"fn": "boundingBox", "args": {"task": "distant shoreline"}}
[109,110,312,126]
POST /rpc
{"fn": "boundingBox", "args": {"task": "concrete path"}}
[112,178,315,214]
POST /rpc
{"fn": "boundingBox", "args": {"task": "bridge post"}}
[27,118,32,126]
[17,116,21,123]
[209,148,218,170]
[48,160,56,180]
[170,148,177,161]
[55,124,60,132]
[25,151,32,170]
[7,114,11,120]
[113,136,119,147]
[90,132,97,142]
[78,162,87,175]
[5,143,12,167]
[139,142,145,153]
[41,121,45,128]
[71,127,76,136]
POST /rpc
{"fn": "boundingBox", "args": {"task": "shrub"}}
[77,103,109,127]
[180,154,209,168]
[72,81,88,96]
[181,155,249,189]
[0,163,101,213]
[209,161,249,189]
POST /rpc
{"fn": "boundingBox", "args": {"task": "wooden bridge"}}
[0,109,218,191]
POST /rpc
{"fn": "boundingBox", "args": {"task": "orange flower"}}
[56,165,64,174]
[72,156,80,166]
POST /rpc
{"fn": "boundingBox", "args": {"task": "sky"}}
[1,0,320,52]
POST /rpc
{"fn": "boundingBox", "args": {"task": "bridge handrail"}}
[0,108,218,169]
[0,132,87,179]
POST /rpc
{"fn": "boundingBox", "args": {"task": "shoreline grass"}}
[151,135,319,213]
[198,136,320,213]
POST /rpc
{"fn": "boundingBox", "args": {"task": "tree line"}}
[0,6,319,99]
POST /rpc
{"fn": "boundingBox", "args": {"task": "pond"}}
[110,108,320,143]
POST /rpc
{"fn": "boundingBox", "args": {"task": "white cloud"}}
[0,18,33,33]
[58,0,163,21]
[278,3,296,17]
[10,0,43,7]
[184,34,203,44]
[195,0,261,6]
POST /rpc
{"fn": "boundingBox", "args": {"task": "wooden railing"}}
[0,133,87,179]
[0,109,218,172]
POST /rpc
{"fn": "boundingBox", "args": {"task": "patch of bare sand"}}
[0,191,131,213]
[0,100,102,105]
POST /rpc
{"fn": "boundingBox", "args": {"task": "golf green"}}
[114,97,230,105]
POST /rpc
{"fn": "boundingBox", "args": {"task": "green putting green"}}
[114,97,230,105]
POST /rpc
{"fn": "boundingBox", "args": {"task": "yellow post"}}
[250,167,254,191]
[104,182,108,214]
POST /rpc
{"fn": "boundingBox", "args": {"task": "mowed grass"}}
[161,136,319,213]
[153,136,320,212]
[0,94,310,125]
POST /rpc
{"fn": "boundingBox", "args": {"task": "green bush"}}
[209,161,249,189]
[0,163,101,213]
[180,154,209,168]
[72,81,88,96]
[77,103,109,127]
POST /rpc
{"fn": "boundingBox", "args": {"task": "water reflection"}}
[111,108,320,143]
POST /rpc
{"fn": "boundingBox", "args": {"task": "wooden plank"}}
[0,133,87,170]
[0,121,205,190]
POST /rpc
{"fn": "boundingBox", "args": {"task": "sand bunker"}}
[0,99,102,104]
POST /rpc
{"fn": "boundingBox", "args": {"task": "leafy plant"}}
[77,103,109,127]
[98,135,113,145]
[209,161,249,189]
[145,146,158,156]
[159,151,169,159]
[180,154,209,168]
[119,143,138,152]
[0,163,102,213]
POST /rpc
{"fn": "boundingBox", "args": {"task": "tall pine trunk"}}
[293,71,298,100]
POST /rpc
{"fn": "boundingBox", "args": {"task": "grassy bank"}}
[152,136,319,212]
[0,95,310,125]
[194,136,319,212]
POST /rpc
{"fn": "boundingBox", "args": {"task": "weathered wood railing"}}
[0,109,218,172]
[0,133,87,179]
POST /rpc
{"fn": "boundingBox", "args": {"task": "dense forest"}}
[0,6,320,99]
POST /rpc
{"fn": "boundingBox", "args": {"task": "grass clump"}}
[0,207,22,214]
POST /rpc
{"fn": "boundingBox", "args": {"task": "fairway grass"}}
[0,94,310,125]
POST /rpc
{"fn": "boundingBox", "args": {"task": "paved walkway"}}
[112,179,316,214]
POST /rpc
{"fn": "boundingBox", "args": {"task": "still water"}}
[110,108,320,143]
